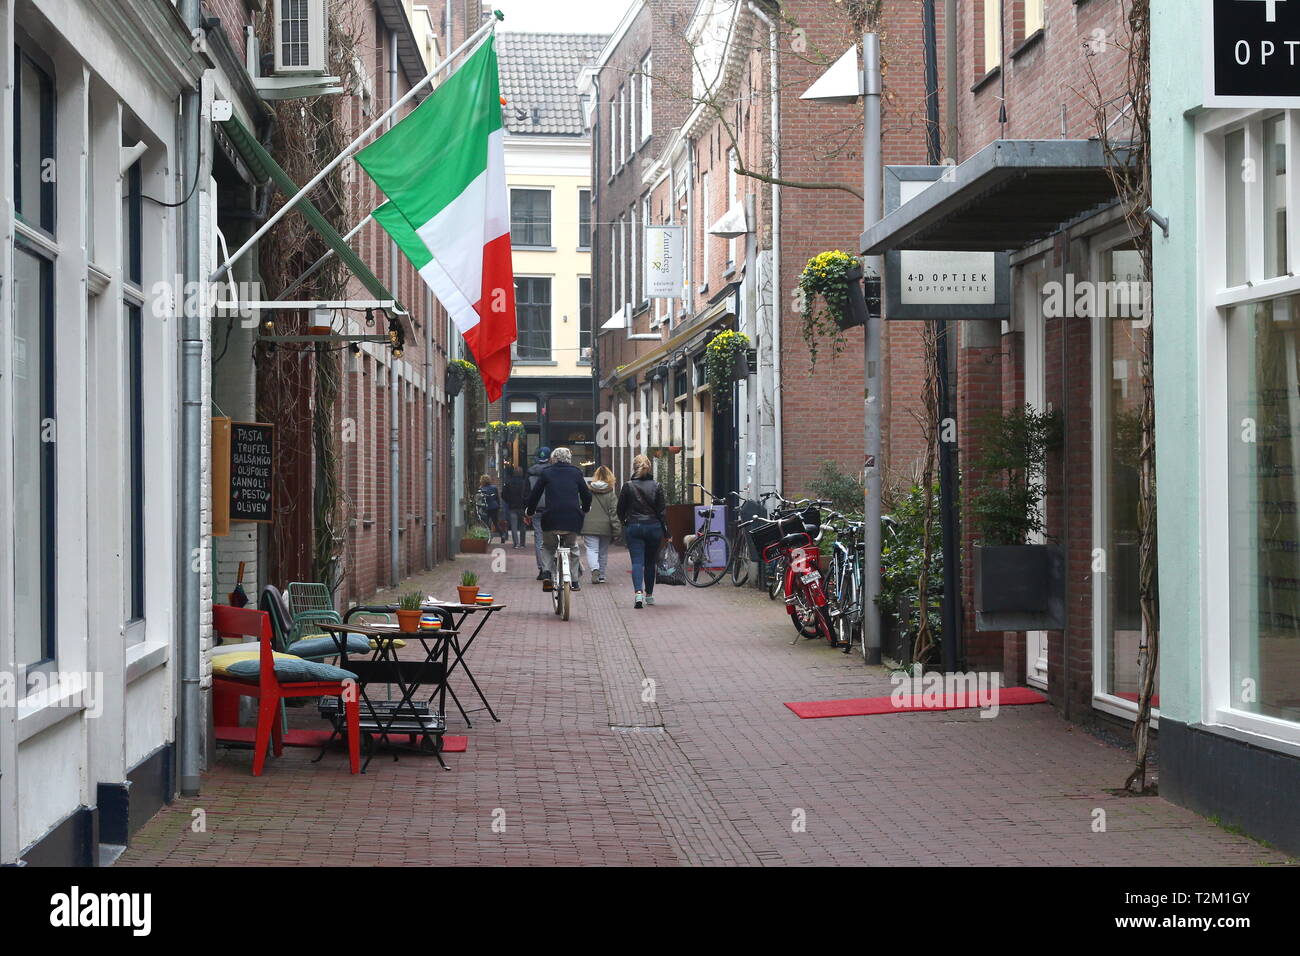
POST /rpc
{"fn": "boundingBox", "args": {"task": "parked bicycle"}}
[746,499,835,645]
[682,484,753,587]
[821,509,867,657]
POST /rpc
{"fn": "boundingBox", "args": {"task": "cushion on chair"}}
[371,637,406,650]
[222,655,357,684]
[288,635,373,657]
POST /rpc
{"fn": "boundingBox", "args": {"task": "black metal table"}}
[345,602,505,727]
[317,621,454,772]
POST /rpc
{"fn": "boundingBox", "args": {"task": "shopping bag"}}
[656,540,686,586]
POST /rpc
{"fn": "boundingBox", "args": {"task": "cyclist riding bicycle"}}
[524,447,592,593]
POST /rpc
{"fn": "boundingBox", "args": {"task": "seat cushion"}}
[288,635,373,657]
[219,652,357,685]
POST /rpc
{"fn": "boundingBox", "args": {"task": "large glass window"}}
[1265,114,1288,280]
[1097,242,1156,705]
[578,188,591,250]
[1228,296,1300,724]
[515,277,551,360]
[15,50,55,233]
[983,0,1001,74]
[510,188,551,248]
[13,247,56,674]
[579,276,592,360]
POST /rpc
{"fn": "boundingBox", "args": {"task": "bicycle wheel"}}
[790,583,824,639]
[767,554,787,600]
[684,533,728,587]
[729,533,749,586]
[559,581,570,620]
[833,567,859,652]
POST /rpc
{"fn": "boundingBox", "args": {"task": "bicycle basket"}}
[746,518,783,559]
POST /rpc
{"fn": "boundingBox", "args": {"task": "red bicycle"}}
[747,501,835,646]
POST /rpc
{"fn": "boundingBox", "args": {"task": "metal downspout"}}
[389,28,401,589]
[179,0,203,796]
[748,1,780,494]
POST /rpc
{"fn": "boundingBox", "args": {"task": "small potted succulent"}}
[396,591,424,633]
[457,570,480,606]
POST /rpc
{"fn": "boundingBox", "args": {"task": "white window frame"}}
[1088,224,1158,724]
[608,98,616,175]
[1198,105,1300,749]
[983,0,1001,73]
[1024,0,1044,38]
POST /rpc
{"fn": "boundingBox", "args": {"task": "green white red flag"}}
[357,35,515,401]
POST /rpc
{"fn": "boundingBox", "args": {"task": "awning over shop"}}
[219,116,401,314]
[860,139,1124,255]
[607,284,740,387]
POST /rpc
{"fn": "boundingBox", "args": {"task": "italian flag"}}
[357,35,515,401]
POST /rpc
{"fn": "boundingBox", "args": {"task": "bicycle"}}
[682,484,749,588]
[546,532,578,621]
[822,509,866,656]
[746,501,835,645]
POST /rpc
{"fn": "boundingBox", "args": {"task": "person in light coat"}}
[582,466,621,584]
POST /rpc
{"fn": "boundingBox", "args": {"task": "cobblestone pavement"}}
[120,543,1291,866]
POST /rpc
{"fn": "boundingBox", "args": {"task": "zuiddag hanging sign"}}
[645,225,684,299]
[1205,0,1300,106]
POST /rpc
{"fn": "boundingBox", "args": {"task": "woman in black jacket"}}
[616,454,667,609]
[500,464,529,548]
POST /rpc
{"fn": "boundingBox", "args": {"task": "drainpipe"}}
[748,1,781,493]
[179,0,203,796]
[425,298,434,568]
[389,28,401,589]
[945,0,957,160]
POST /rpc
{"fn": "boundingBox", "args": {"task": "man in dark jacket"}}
[526,447,552,578]
[525,447,592,591]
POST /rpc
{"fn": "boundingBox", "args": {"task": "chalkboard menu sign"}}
[230,422,274,523]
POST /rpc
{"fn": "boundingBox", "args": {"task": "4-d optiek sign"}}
[882,166,1010,321]
[1206,0,1300,105]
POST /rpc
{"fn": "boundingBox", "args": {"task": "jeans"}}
[506,508,525,547]
[486,509,501,540]
[625,521,663,594]
[533,518,546,569]
[585,534,610,576]
[541,531,580,581]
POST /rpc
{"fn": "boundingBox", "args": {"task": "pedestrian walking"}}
[527,446,552,579]
[582,466,620,584]
[478,474,503,542]
[616,454,667,609]
[500,463,529,549]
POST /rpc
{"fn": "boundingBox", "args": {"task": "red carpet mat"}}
[216,727,468,752]
[785,686,1048,719]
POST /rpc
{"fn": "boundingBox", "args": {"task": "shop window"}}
[15,49,55,234]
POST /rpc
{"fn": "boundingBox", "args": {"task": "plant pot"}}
[460,537,488,554]
[668,445,682,454]
[732,349,749,379]
[973,543,1065,631]
[837,264,868,330]
[396,608,422,633]
[457,585,480,605]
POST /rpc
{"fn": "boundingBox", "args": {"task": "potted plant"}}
[969,405,1066,631]
[396,591,424,633]
[460,524,490,554]
[656,458,695,554]
[457,570,480,605]
[704,329,751,410]
[875,483,944,667]
[797,249,867,365]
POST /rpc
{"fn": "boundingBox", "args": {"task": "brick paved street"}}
[119,546,1292,867]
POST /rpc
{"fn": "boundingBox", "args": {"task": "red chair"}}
[212,604,360,776]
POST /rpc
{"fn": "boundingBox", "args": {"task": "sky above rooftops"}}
[493,0,631,34]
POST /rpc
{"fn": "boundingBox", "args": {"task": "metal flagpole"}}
[209,13,500,284]
[273,213,373,302]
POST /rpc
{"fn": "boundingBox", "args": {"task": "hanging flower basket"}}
[485,420,526,444]
[798,250,864,366]
[446,359,480,398]
[704,329,751,410]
